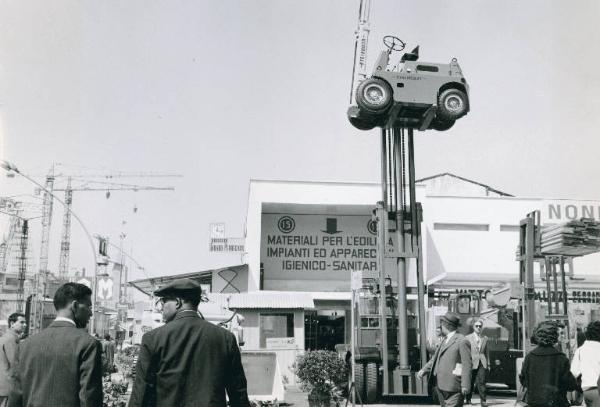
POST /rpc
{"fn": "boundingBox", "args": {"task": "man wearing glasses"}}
[128,278,250,407]
[465,319,490,406]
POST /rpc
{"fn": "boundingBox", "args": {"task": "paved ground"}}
[283,386,517,407]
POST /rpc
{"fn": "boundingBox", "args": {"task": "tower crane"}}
[0,198,42,311]
[4,165,179,334]
[29,165,180,283]
[52,178,176,279]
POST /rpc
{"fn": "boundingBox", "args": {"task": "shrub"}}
[294,350,348,398]
[115,345,139,378]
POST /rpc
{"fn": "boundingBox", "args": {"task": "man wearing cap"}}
[465,319,490,406]
[128,278,250,407]
[418,312,472,407]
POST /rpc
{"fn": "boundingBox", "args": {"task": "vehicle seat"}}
[401,46,419,62]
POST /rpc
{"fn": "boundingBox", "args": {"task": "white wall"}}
[246,180,600,291]
[423,195,600,282]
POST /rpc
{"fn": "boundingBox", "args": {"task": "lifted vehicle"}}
[348,36,470,131]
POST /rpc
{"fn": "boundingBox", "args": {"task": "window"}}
[417,65,439,72]
[260,313,294,348]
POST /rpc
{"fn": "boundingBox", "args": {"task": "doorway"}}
[304,310,345,351]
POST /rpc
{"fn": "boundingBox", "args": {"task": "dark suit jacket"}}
[128,310,250,407]
[8,321,103,407]
[465,332,490,369]
[422,331,472,393]
[0,330,19,396]
[519,345,577,407]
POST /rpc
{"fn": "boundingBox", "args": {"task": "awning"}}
[225,291,315,309]
[128,265,247,295]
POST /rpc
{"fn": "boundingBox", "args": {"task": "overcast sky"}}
[1,0,599,281]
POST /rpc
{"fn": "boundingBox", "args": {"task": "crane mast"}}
[17,219,29,311]
[58,177,73,278]
[38,172,55,281]
[349,0,372,104]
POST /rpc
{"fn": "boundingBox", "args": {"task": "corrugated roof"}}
[128,265,246,296]
[226,291,315,309]
[311,292,352,301]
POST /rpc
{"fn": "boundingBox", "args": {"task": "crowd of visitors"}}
[0,279,250,407]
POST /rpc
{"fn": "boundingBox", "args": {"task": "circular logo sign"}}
[367,219,377,235]
[278,216,296,234]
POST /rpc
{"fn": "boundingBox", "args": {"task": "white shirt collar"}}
[445,330,456,342]
[55,316,76,326]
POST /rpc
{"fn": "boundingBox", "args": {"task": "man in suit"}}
[9,283,103,407]
[418,312,472,407]
[465,319,490,406]
[128,278,250,407]
[0,313,26,407]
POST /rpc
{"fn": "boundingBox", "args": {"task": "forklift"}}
[346,1,469,403]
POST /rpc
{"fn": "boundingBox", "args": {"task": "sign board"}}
[96,263,123,307]
[210,223,226,239]
[241,352,285,401]
[542,200,600,223]
[210,237,245,252]
[266,337,296,349]
[260,213,415,291]
[209,223,245,252]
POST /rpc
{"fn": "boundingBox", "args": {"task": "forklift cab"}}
[448,292,481,335]
[355,286,399,364]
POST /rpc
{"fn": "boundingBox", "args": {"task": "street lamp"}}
[1,159,100,333]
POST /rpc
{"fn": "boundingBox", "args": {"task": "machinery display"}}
[446,292,522,390]
[346,1,470,403]
[347,36,470,131]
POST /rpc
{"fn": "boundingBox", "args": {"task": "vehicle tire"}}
[354,363,365,403]
[349,116,377,130]
[437,88,469,121]
[430,118,455,131]
[365,362,378,404]
[356,78,393,116]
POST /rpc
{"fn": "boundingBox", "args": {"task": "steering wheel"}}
[383,35,406,52]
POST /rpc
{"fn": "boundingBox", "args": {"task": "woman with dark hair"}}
[572,321,600,406]
[519,321,578,407]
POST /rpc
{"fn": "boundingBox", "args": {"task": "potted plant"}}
[294,350,348,407]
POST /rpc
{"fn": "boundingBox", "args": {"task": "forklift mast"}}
[351,126,429,402]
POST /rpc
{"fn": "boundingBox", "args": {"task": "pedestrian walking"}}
[427,326,445,356]
[519,321,578,407]
[571,321,600,407]
[0,313,26,407]
[128,278,250,407]
[8,283,103,407]
[418,312,472,407]
[102,334,116,370]
[465,318,490,406]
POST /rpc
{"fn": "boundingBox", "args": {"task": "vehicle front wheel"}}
[349,116,377,130]
[365,362,378,404]
[437,88,469,121]
[430,118,455,131]
[356,78,393,116]
[354,363,365,402]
